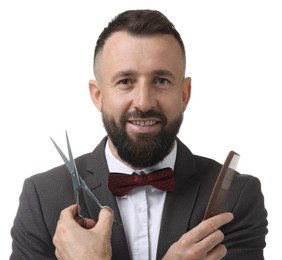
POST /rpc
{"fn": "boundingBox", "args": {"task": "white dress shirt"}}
[105,141,177,260]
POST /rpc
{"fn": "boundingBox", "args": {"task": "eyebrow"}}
[111,70,137,82]
[111,69,176,82]
[151,69,176,80]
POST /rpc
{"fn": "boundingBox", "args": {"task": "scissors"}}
[50,131,121,226]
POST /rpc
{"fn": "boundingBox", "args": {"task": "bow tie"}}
[108,167,174,197]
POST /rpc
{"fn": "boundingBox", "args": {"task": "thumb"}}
[91,207,114,237]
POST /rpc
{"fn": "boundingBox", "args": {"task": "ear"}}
[182,77,192,111]
[89,79,102,112]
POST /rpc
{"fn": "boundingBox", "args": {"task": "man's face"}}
[90,31,191,168]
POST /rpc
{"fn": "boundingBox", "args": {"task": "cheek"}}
[102,95,128,119]
[161,94,184,116]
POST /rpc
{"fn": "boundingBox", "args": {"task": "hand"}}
[53,205,113,260]
[162,212,233,260]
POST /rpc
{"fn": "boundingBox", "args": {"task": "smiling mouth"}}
[129,120,160,126]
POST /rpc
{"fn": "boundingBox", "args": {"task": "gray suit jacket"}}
[10,137,268,259]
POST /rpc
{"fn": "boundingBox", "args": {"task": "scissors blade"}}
[50,132,81,204]
[65,131,75,172]
[50,137,73,173]
[203,150,240,220]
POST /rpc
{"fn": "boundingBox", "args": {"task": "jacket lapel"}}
[156,139,201,259]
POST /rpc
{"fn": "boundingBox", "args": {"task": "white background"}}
[1,0,281,259]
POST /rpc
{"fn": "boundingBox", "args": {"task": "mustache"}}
[121,109,167,124]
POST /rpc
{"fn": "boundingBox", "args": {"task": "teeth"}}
[131,120,157,126]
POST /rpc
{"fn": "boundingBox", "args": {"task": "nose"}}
[133,83,157,112]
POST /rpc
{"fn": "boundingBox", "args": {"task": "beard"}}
[102,109,183,168]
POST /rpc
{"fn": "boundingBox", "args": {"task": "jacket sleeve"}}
[10,177,56,260]
[223,175,268,260]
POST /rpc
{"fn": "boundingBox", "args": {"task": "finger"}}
[59,204,78,221]
[199,212,233,238]
[206,244,227,260]
[55,249,61,260]
[92,208,114,236]
[197,229,225,254]
[186,212,233,243]
[83,218,97,229]
[74,215,86,227]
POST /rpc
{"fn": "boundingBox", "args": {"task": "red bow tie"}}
[108,167,174,197]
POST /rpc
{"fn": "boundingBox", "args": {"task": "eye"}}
[157,78,169,84]
[154,78,172,87]
[116,78,135,89]
[117,79,134,85]
[118,79,130,85]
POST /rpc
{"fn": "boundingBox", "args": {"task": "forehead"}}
[94,31,185,78]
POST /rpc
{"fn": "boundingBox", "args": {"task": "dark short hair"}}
[94,9,185,63]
